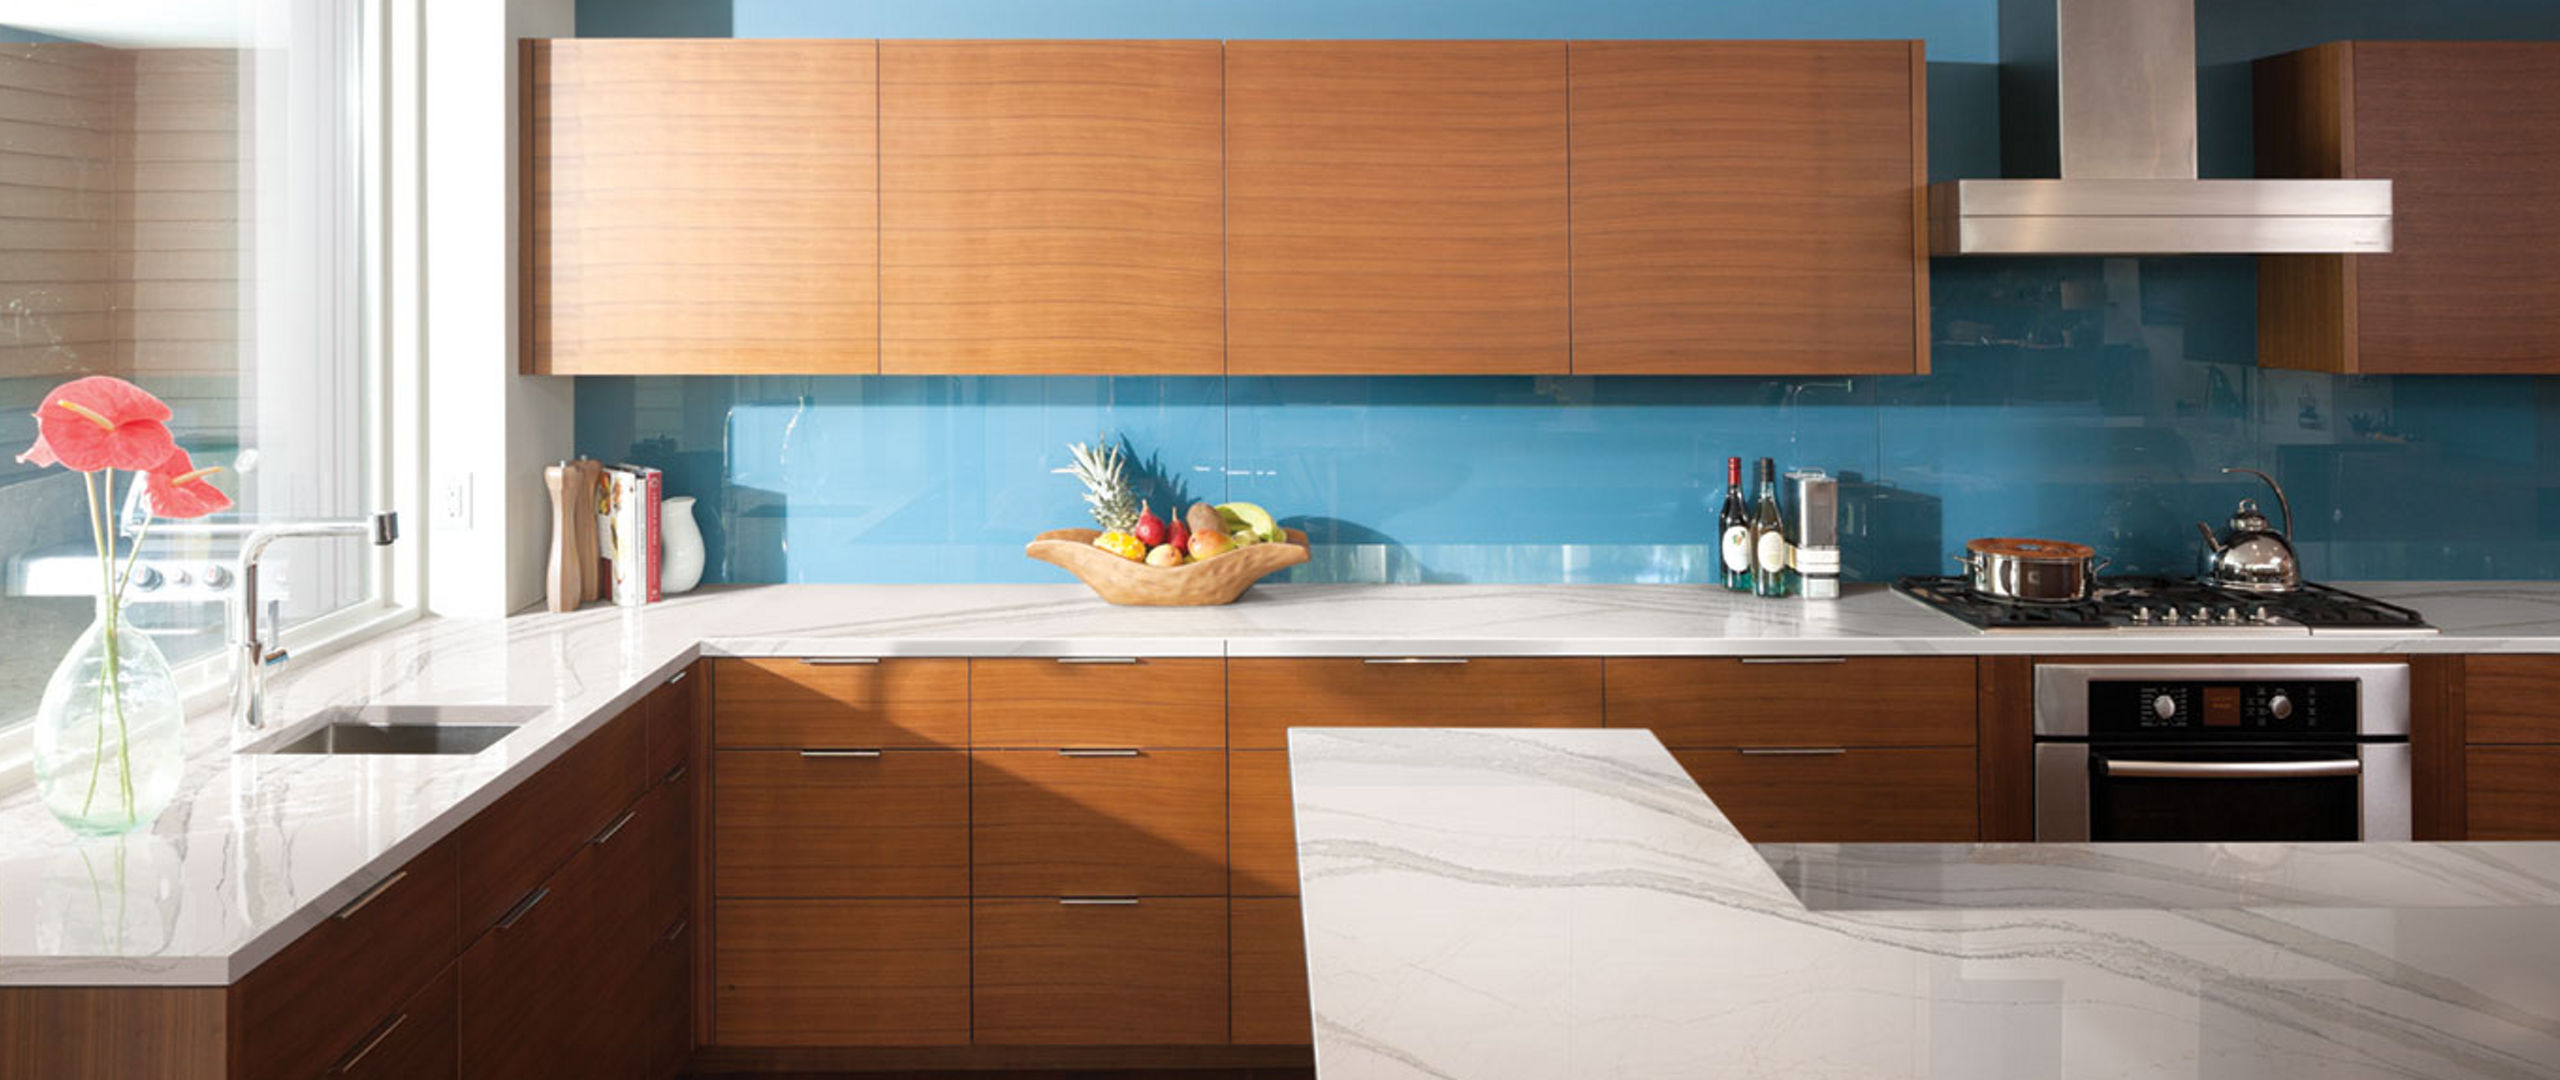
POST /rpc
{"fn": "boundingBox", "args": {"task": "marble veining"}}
[9,579,2560,987]
[1287,727,2560,1080]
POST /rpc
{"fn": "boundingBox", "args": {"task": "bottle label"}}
[1721,526,1751,574]
[1756,530,1789,575]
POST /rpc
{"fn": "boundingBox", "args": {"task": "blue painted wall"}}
[572,0,2560,586]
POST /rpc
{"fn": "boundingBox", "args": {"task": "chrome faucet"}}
[143,512,400,730]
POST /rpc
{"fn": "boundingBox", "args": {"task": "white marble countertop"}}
[7,579,2560,987]
[1287,727,2560,1080]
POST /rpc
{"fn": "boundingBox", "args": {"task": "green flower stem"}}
[80,471,107,816]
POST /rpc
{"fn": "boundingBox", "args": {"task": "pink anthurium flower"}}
[34,375,177,474]
[144,448,232,520]
[15,428,60,468]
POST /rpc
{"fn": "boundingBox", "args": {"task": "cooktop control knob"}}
[2269,693,2294,721]
[2153,694,2177,720]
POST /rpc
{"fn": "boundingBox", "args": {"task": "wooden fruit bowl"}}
[1027,528,1311,606]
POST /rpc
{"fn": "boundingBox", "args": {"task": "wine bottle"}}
[1750,458,1791,598]
[1718,457,1751,591]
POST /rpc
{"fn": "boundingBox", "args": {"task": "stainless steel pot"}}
[1956,537,2109,604]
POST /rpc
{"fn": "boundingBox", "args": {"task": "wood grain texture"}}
[973,749,1227,897]
[229,838,458,1080]
[645,921,692,1080]
[1672,747,1978,843]
[1227,658,1601,750]
[1604,657,1976,748]
[2255,43,2357,373]
[2462,654,2560,744]
[879,41,1223,374]
[1229,750,1298,896]
[1976,655,2037,843]
[713,898,971,1047]
[2466,745,2560,840]
[0,987,225,1080]
[971,658,1227,748]
[331,966,457,1080]
[1224,41,1569,374]
[527,39,879,375]
[644,666,697,782]
[2412,654,2465,841]
[973,897,1229,1045]
[1568,41,1926,375]
[457,702,645,936]
[715,749,969,898]
[1231,897,1313,1046]
[458,844,626,1080]
[713,657,969,750]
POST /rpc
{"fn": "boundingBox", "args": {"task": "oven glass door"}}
[2086,745,2364,842]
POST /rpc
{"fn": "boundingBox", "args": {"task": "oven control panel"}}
[2086,679,2358,736]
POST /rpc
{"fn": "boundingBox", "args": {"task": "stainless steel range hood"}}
[1929,0,2391,256]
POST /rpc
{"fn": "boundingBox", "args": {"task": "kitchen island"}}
[1286,726,2560,1079]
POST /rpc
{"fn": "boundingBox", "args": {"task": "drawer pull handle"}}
[1740,657,1848,665]
[799,657,881,666]
[1058,748,1142,758]
[592,808,639,846]
[331,869,407,921]
[329,1011,407,1075]
[495,887,550,931]
[662,763,688,785]
[801,748,884,759]
[1739,747,1849,756]
[1059,896,1140,906]
[2104,758,2362,780]
[1055,657,1140,665]
[663,918,689,943]
[665,667,691,684]
[1363,657,1471,665]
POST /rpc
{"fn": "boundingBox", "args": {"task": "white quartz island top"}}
[8,579,2560,987]
[1286,727,2560,1080]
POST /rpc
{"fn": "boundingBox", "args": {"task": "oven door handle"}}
[2101,758,2362,780]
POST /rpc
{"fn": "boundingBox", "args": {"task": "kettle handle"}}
[2221,467,2293,540]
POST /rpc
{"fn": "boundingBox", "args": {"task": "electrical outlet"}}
[440,474,473,528]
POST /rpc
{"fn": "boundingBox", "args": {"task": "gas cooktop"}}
[1892,576,2436,634]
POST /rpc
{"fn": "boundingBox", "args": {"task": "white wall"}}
[422,0,573,617]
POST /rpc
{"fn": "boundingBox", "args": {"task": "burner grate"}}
[1891,575,2433,632]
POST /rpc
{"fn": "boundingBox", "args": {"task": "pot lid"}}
[1966,536,2097,560]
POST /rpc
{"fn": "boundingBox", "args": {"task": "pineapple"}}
[1060,436,1139,534]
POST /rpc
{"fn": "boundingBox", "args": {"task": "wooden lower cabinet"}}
[2467,746,2560,839]
[1605,656,1977,747]
[1231,897,1312,1045]
[1227,657,1602,749]
[1230,750,1298,895]
[972,749,1227,897]
[712,899,971,1047]
[972,898,1229,1045]
[1671,747,1978,842]
[458,842,628,1079]
[229,839,459,1080]
[715,748,969,897]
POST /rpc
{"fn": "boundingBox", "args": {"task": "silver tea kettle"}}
[2195,467,2300,593]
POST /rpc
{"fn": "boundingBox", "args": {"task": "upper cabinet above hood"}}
[1929,0,2392,256]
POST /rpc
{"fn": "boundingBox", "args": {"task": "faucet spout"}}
[144,511,400,731]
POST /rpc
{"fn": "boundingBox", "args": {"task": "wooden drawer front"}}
[1608,657,1976,748]
[330,966,457,1080]
[973,750,1225,896]
[713,657,968,749]
[458,842,624,1080]
[1227,658,1602,749]
[2467,746,2560,839]
[643,667,697,781]
[1231,751,1298,896]
[2464,656,2560,744]
[232,839,460,1080]
[1232,897,1312,1045]
[972,897,1228,1045]
[713,898,970,1047]
[1672,747,1977,843]
[715,749,968,898]
[970,658,1226,748]
[459,704,646,935]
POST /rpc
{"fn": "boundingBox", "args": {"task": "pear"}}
[1183,501,1225,537]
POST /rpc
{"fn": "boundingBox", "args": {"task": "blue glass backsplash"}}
[571,0,2560,587]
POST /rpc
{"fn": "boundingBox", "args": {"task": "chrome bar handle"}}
[800,748,884,759]
[1363,657,1471,665]
[591,808,638,846]
[799,657,880,666]
[2104,758,2361,780]
[1738,747,1849,756]
[1739,657,1848,665]
[1055,657,1140,665]
[1058,897,1140,906]
[329,1011,407,1075]
[495,887,550,931]
[1057,748,1142,758]
[331,870,407,920]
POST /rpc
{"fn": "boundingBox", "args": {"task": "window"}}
[0,1,389,732]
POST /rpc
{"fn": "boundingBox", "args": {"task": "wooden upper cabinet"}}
[525,39,880,375]
[1568,41,1929,375]
[879,41,1225,374]
[1224,41,1571,374]
[2257,42,2560,374]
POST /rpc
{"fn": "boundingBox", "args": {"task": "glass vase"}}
[32,597,185,836]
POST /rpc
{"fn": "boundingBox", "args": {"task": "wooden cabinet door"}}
[1231,897,1312,1045]
[526,40,879,375]
[973,898,1228,1045]
[1569,41,1927,375]
[1229,750,1298,896]
[713,899,972,1046]
[879,41,1224,374]
[2468,746,2560,840]
[715,749,969,897]
[458,703,645,936]
[457,845,618,1080]
[229,840,458,1080]
[2258,42,2560,373]
[1226,657,1602,749]
[973,749,1227,897]
[970,658,1226,748]
[1605,656,1977,748]
[713,657,970,750]
[1672,747,1978,842]
[1225,41,1570,374]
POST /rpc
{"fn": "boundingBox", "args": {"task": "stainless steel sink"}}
[244,705,545,756]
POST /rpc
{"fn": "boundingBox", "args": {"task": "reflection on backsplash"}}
[574,257,2560,586]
